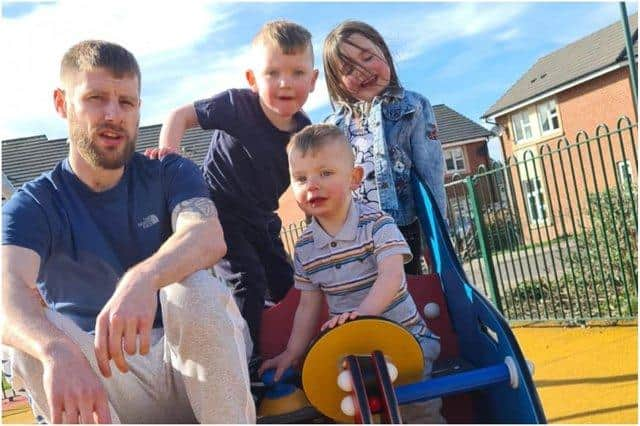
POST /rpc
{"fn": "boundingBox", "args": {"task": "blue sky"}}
[1,1,637,160]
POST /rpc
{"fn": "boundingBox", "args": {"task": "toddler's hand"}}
[144,146,178,159]
[258,350,298,382]
[321,311,360,331]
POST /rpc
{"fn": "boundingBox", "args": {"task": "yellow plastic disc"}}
[301,317,424,423]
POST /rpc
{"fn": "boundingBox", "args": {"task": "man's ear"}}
[351,165,364,189]
[245,69,258,93]
[309,69,319,93]
[53,88,68,119]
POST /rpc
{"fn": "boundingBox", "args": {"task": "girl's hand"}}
[321,311,360,331]
[258,349,299,382]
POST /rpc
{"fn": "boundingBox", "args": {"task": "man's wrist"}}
[40,338,83,364]
[125,262,162,291]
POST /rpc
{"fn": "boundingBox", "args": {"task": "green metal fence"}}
[445,117,637,322]
[280,117,637,322]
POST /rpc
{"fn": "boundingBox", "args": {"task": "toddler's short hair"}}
[60,40,141,92]
[252,20,313,58]
[288,124,353,162]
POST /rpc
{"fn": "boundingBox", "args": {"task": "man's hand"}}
[320,311,360,332]
[144,146,178,160]
[42,342,111,424]
[94,270,158,377]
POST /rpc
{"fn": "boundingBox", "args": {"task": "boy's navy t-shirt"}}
[194,88,310,227]
[2,152,210,332]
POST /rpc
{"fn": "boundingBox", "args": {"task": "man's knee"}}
[161,270,251,354]
[162,270,235,315]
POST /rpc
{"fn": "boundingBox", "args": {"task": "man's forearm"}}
[2,271,79,363]
[129,222,224,290]
[129,198,225,290]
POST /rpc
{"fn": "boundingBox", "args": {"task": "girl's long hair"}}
[323,21,401,110]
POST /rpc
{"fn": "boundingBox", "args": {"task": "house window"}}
[537,100,560,133]
[617,160,633,186]
[522,178,547,223]
[512,111,533,142]
[510,99,562,144]
[445,148,466,172]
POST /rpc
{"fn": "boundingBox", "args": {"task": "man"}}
[1,40,255,424]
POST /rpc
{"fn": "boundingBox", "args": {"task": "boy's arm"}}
[357,254,405,315]
[158,103,199,151]
[359,214,412,316]
[259,289,323,381]
[286,289,324,356]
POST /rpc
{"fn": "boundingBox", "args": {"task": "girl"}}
[323,21,447,275]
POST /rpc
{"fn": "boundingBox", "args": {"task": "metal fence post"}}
[465,176,503,313]
[619,2,638,118]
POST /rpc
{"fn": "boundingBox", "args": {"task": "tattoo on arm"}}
[171,197,218,230]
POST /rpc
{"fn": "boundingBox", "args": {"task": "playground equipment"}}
[258,176,546,423]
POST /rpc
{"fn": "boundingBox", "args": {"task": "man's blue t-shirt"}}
[2,152,210,332]
[194,88,310,226]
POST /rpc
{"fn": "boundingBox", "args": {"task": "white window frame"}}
[444,147,466,173]
[617,160,633,186]
[511,110,533,143]
[522,178,547,224]
[536,99,560,134]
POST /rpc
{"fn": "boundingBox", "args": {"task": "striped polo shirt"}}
[293,199,438,346]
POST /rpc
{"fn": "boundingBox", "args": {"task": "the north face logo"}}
[138,214,159,229]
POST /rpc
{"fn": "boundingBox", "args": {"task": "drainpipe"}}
[619,2,638,118]
[483,117,506,162]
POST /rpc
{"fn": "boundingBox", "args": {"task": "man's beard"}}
[69,111,138,170]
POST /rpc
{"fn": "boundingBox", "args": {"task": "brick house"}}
[481,15,637,243]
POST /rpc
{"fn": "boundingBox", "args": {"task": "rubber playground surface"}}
[513,323,637,424]
[2,323,637,424]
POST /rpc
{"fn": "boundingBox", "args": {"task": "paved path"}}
[513,323,637,424]
[462,240,575,291]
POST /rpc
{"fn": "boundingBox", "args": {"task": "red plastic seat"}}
[260,274,474,423]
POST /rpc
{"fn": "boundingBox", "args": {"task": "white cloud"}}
[0,1,333,141]
[0,0,235,140]
[378,2,530,63]
[494,28,521,42]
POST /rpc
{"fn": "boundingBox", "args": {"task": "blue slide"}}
[412,175,546,423]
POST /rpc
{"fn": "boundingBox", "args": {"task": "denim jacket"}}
[325,88,446,226]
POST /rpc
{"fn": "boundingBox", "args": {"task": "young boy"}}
[151,21,319,367]
[259,124,444,423]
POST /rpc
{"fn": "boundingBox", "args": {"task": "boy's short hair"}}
[252,20,313,59]
[60,40,141,91]
[288,124,353,162]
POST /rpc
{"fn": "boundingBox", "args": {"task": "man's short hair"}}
[288,124,353,162]
[252,20,313,58]
[60,40,141,91]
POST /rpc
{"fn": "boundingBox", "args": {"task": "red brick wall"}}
[496,67,637,243]
[444,140,491,184]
